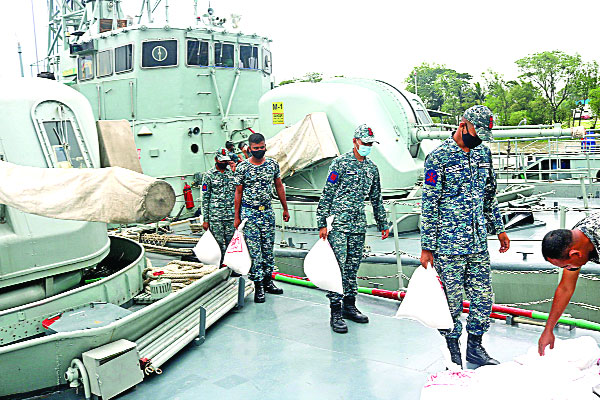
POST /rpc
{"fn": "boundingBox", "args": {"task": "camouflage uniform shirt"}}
[316,151,387,233]
[233,158,280,206]
[574,213,600,264]
[421,138,504,255]
[201,167,236,221]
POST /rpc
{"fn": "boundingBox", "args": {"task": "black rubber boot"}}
[445,337,463,369]
[253,280,265,303]
[342,296,369,323]
[330,302,348,334]
[466,334,499,366]
[263,276,283,295]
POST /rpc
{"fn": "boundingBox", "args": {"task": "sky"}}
[2,0,599,90]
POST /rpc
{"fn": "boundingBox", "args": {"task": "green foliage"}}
[300,72,323,83]
[278,72,324,86]
[508,110,528,126]
[405,63,474,115]
[516,50,582,123]
[590,88,600,117]
[278,79,296,86]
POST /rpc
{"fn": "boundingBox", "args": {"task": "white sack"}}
[421,337,600,400]
[395,264,454,329]
[223,219,252,275]
[0,160,175,223]
[193,229,221,267]
[265,112,340,179]
[303,216,343,294]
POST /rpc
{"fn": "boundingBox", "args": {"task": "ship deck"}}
[34,278,600,400]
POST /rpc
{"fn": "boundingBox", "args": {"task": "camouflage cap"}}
[463,105,494,141]
[353,124,379,144]
[215,148,231,162]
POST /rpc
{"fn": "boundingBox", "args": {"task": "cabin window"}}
[416,109,432,125]
[96,50,113,78]
[263,49,272,74]
[78,55,94,81]
[141,40,178,68]
[42,121,88,168]
[187,40,209,67]
[214,43,235,68]
[239,45,259,69]
[115,44,133,73]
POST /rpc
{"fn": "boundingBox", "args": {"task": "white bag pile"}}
[395,264,454,330]
[303,216,343,294]
[223,219,252,275]
[421,336,600,400]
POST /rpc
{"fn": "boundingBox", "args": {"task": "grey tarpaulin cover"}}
[0,161,175,223]
[266,112,340,178]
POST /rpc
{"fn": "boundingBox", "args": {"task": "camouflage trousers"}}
[326,230,365,304]
[434,251,493,339]
[241,207,275,282]
[208,218,235,265]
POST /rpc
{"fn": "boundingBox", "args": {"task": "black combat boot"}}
[253,280,265,303]
[466,334,499,366]
[263,276,283,295]
[445,337,463,369]
[330,302,348,333]
[342,296,369,323]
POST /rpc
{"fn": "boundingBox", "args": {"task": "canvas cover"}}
[266,112,340,178]
[0,161,175,223]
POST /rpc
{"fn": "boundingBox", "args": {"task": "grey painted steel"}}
[0,236,144,345]
[0,267,229,396]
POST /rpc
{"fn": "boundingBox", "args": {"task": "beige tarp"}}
[266,112,340,178]
[0,161,175,223]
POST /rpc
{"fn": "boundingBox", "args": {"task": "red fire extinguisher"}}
[183,182,194,209]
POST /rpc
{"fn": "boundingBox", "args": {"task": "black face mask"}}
[251,149,266,159]
[462,126,482,149]
[216,162,229,170]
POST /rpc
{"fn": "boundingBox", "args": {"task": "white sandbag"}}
[223,219,252,275]
[395,264,454,329]
[303,216,343,294]
[192,229,221,267]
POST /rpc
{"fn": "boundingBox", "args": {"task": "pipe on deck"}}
[272,272,600,332]
[413,126,585,141]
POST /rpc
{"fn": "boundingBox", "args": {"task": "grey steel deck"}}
[32,279,600,400]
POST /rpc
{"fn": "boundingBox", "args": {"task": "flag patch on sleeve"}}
[327,171,339,184]
[425,169,438,186]
[202,183,208,191]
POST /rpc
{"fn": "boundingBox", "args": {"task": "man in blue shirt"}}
[420,105,510,368]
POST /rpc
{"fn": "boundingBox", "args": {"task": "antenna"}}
[17,42,25,77]
[30,0,40,74]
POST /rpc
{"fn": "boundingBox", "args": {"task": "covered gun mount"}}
[0,78,173,310]
[258,78,435,198]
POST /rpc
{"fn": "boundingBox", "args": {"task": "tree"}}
[473,82,486,105]
[404,63,449,110]
[590,87,600,122]
[516,50,582,123]
[483,70,511,125]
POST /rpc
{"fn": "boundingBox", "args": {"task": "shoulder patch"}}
[327,170,339,184]
[202,183,208,191]
[425,169,438,186]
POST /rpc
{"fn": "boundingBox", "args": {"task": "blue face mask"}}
[357,144,372,157]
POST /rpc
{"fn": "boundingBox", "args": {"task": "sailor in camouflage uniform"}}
[201,148,236,265]
[538,213,600,355]
[317,124,389,334]
[233,132,290,303]
[420,105,510,367]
